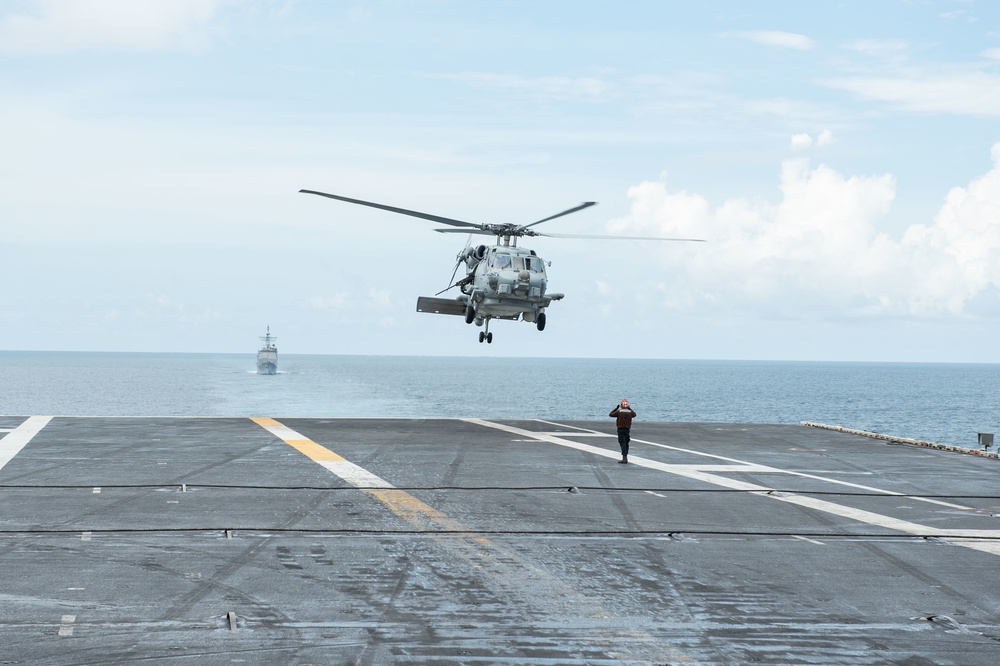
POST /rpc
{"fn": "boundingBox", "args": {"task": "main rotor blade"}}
[300,189,480,229]
[434,228,495,236]
[535,232,707,242]
[523,201,597,229]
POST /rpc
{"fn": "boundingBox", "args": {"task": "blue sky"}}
[2,0,1000,361]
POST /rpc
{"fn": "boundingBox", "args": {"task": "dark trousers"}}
[617,427,631,457]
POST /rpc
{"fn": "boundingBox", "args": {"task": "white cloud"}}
[609,143,1000,320]
[0,0,232,54]
[825,69,1000,117]
[828,42,1000,118]
[790,129,833,151]
[726,30,816,50]
[900,142,1000,313]
[790,133,813,150]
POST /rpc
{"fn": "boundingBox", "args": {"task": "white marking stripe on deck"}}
[467,419,1000,558]
[532,418,970,509]
[58,615,75,636]
[0,416,52,471]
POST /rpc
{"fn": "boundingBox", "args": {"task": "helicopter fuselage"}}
[457,244,562,323]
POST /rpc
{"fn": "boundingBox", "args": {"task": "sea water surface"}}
[1,352,998,449]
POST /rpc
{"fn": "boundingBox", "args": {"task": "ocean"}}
[1,352,998,449]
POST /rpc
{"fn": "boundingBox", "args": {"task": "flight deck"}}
[1,416,999,664]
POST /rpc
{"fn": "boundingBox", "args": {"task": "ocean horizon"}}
[1,351,997,450]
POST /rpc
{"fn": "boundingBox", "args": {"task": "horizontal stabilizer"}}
[416,296,467,317]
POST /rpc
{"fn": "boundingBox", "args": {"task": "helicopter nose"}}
[518,270,530,282]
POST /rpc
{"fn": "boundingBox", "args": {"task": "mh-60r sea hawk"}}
[300,189,704,343]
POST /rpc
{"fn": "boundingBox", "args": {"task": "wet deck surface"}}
[2,415,1000,665]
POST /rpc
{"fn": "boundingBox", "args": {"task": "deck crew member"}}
[609,399,636,464]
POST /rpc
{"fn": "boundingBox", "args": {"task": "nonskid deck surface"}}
[1,416,999,665]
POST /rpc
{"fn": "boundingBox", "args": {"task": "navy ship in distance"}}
[257,326,277,375]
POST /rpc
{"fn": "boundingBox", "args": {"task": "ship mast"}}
[259,325,277,351]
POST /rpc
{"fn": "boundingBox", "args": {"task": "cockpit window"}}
[490,253,542,272]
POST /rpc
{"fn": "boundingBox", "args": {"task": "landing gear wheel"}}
[465,305,475,324]
[479,318,493,343]
[536,312,546,331]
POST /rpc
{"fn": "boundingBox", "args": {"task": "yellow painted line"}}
[250,417,471,533]
[285,439,345,462]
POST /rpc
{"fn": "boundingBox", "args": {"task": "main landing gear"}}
[479,318,494,344]
[467,305,493,343]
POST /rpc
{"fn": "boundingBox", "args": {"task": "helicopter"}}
[300,189,705,343]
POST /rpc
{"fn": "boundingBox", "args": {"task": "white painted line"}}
[58,615,75,636]
[534,419,607,432]
[0,416,52,472]
[793,535,826,545]
[92,487,101,494]
[755,467,970,510]
[468,419,1000,559]
[80,532,91,542]
[539,432,613,438]
[264,424,309,442]
[531,421,974,510]
[317,460,394,488]
[645,491,670,499]
[660,464,775,472]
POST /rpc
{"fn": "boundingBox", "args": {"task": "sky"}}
[2,0,1000,361]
